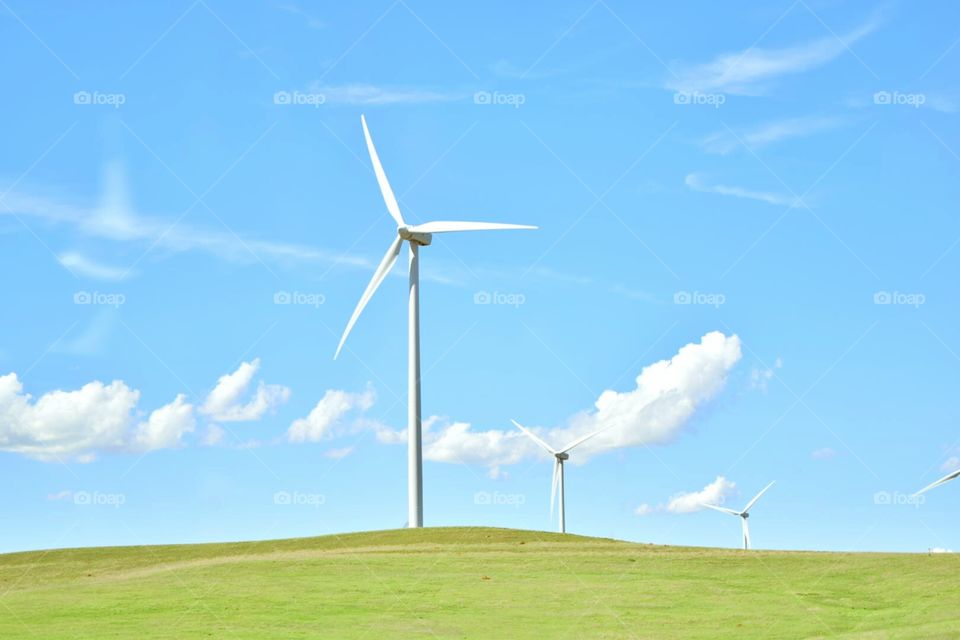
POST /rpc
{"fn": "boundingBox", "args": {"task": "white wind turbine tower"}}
[335,115,537,528]
[702,481,775,550]
[511,419,608,533]
[913,468,960,497]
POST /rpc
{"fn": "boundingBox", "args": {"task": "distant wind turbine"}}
[511,419,608,533]
[336,115,537,528]
[913,468,960,497]
[702,481,775,550]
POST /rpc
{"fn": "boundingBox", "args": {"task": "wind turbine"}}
[702,481,775,550]
[335,115,537,528]
[913,468,960,497]
[511,419,607,533]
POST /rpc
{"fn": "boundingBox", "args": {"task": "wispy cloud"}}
[685,173,799,207]
[668,18,878,95]
[702,116,845,154]
[308,83,464,105]
[58,252,133,281]
[1,161,369,272]
[276,3,324,29]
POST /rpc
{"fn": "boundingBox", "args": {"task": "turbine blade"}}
[334,236,403,359]
[701,503,740,517]
[913,468,960,496]
[558,424,611,454]
[360,115,404,227]
[510,419,557,455]
[407,221,537,234]
[742,481,775,514]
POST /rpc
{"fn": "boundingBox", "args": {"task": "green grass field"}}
[1,527,957,639]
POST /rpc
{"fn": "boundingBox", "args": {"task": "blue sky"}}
[1,0,958,554]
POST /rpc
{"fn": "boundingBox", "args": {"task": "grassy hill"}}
[1,527,958,639]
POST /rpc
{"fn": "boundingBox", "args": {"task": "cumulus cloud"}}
[287,387,375,442]
[667,18,878,95]
[362,332,741,470]
[0,373,194,461]
[201,358,291,422]
[287,333,741,474]
[666,476,738,514]
[132,394,196,450]
[635,503,655,516]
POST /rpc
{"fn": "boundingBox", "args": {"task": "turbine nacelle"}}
[398,226,432,246]
[555,452,570,461]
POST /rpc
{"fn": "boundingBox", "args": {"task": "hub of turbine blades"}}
[398,227,432,246]
[741,513,749,519]
[556,452,570,461]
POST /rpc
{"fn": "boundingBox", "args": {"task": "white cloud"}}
[276,3,324,29]
[323,446,354,459]
[0,373,194,461]
[667,19,878,95]
[666,476,738,514]
[201,359,291,422]
[424,331,741,467]
[1,161,368,271]
[58,252,133,281]
[750,357,783,393]
[201,424,226,446]
[133,394,196,450]
[287,387,375,442]
[702,116,844,155]
[930,547,954,554]
[287,333,741,474]
[812,447,838,461]
[941,456,960,473]
[634,503,655,516]
[308,83,462,105]
[685,173,799,207]
[54,309,119,357]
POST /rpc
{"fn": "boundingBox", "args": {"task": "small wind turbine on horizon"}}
[702,481,775,550]
[511,419,608,534]
[335,115,537,528]
[913,468,960,497]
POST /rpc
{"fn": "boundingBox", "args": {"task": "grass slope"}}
[1,527,958,639]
